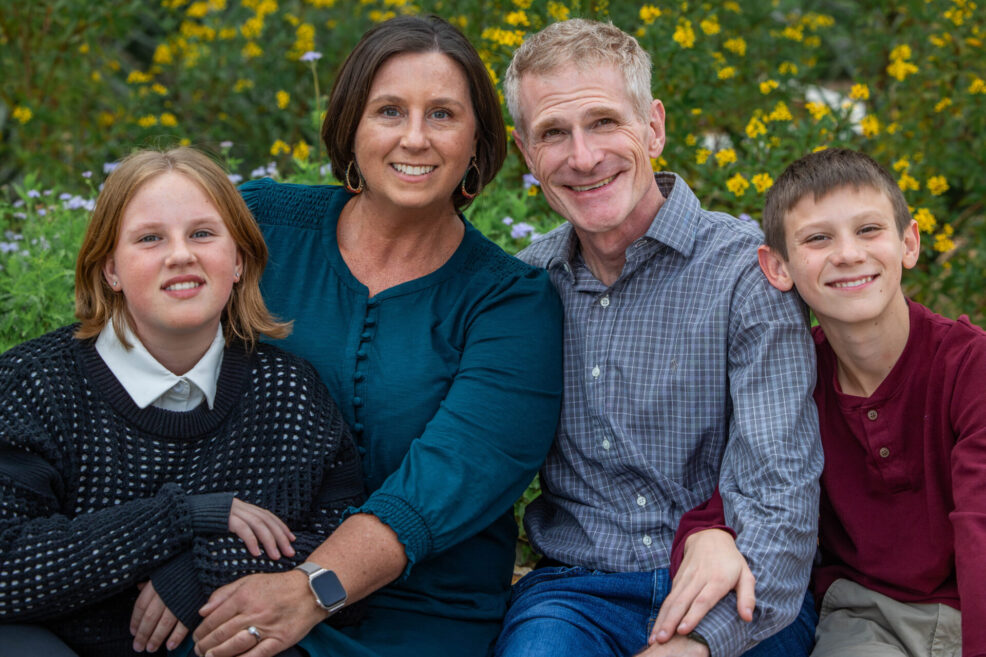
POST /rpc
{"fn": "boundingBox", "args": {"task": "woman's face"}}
[103,171,242,351]
[353,51,477,217]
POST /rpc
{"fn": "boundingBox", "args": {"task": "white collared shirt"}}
[95,318,225,411]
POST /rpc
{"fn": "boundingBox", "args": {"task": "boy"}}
[653,148,986,657]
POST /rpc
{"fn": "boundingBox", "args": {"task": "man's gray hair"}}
[504,19,653,138]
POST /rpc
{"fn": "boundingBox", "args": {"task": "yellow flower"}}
[927,175,949,195]
[861,114,880,137]
[639,5,662,24]
[695,148,711,165]
[219,27,238,39]
[934,225,955,252]
[98,111,115,127]
[768,101,793,122]
[241,16,264,39]
[685,133,697,146]
[969,78,986,94]
[691,108,702,115]
[127,70,153,84]
[673,19,695,49]
[276,90,290,109]
[513,0,532,7]
[726,173,750,196]
[718,66,736,80]
[242,41,263,58]
[778,61,798,75]
[715,148,737,167]
[892,158,910,172]
[12,105,32,124]
[745,116,767,139]
[153,44,173,65]
[849,83,869,100]
[804,35,821,48]
[805,102,830,121]
[137,114,158,128]
[547,1,570,21]
[781,25,804,42]
[700,17,720,35]
[482,27,525,48]
[91,71,102,83]
[186,1,209,17]
[887,59,918,81]
[505,11,529,26]
[723,0,741,11]
[724,37,746,56]
[812,145,828,153]
[759,79,779,94]
[886,122,900,134]
[160,112,178,127]
[233,78,254,92]
[179,137,191,146]
[293,141,310,162]
[209,0,226,8]
[151,83,168,95]
[934,97,952,113]
[752,172,773,193]
[913,208,937,233]
[929,33,947,48]
[270,139,291,156]
[889,44,912,61]
[897,172,919,191]
[650,156,667,171]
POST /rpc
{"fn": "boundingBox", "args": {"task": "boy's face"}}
[757,185,920,330]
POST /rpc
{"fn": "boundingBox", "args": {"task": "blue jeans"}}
[495,567,817,657]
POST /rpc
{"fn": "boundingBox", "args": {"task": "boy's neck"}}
[820,293,911,398]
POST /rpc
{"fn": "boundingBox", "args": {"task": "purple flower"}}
[502,216,514,225]
[103,162,119,174]
[82,170,93,179]
[250,166,267,178]
[300,51,323,62]
[228,173,243,184]
[511,222,535,239]
[738,213,754,222]
[220,140,234,149]
[27,189,41,198]
[0,242,20,254]
[522,173,539,189]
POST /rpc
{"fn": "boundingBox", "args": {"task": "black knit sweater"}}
[0,326,363,656]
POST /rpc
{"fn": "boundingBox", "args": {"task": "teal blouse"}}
[240,179,563,656]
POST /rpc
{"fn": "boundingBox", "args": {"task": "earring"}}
[344,160,364,194]
[112,279,119,288]
[234,269,240,281]
[460,156,481,200]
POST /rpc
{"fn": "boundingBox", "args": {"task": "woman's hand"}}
[130,581,189,653]
[649,529,755,645]
[228,498,296,560]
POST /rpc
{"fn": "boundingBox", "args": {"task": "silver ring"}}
[246,626,262,644]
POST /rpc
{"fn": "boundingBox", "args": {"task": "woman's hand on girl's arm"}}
[228,498,296,560]
[130,581,188,653]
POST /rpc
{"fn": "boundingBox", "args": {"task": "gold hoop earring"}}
[345,160,364,194]
[460,157,481,200]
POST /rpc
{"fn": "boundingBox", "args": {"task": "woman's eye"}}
[381,107,401,118]
[432,109,450,120]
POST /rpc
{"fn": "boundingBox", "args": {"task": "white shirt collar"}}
[95,318,225,411]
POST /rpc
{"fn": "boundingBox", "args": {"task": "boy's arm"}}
[650,490,754,647]
[948,338,986,657]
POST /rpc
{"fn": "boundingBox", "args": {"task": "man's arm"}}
[688,268,822,657]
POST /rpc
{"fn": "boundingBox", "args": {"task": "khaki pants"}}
[811,578,961,657]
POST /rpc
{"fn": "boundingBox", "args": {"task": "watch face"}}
[311,570,347,609]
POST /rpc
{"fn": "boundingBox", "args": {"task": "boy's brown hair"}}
[75,147,291,350]
[762,148,913,259]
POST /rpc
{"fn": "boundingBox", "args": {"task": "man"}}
[495,19,823,657]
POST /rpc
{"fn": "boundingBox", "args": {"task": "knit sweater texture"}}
[0,326,363,656]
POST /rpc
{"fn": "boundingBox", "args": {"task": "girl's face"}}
[103,171,242,352]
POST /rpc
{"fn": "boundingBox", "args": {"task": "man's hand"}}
[635,634,710,657]
[228,498,296,560]
[649,529,755,645]
[130,581,188,653]
[192,570,325,657]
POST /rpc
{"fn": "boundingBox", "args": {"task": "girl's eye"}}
[138,235,160,243]
[192,230,212,239]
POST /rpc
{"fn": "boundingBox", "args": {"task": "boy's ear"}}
[757,245,795,292]
[901,219,920,270]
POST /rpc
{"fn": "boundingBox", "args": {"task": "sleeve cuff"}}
[696,600,755,657]
[185,492,234,534]
[151,551,207,630]
[344,493,430,579]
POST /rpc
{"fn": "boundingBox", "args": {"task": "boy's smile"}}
[762,185,920,333]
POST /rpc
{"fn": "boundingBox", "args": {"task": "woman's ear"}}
[757,245,794,292]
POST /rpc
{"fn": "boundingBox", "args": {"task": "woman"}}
[0,148,363,656]
[191,15,563,657]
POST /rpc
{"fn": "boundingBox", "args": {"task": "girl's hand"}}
[130,581,189,653]
[228,498,296,560]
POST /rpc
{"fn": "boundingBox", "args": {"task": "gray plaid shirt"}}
[519,173,822,657]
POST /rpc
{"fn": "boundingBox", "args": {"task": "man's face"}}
[513,63,665,243]
[759,185,920,331]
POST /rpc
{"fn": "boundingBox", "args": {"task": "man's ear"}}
[757,245,794,292]
[901,219,920,270]
[647,99,666,159]
[512,129,534,172]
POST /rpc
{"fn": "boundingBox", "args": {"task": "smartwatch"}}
[295,562,348,614]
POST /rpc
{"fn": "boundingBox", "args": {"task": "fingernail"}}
[147,644,157,652]
[133,640,143,651]
[168,641,177,650]
[657,630,668,640]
